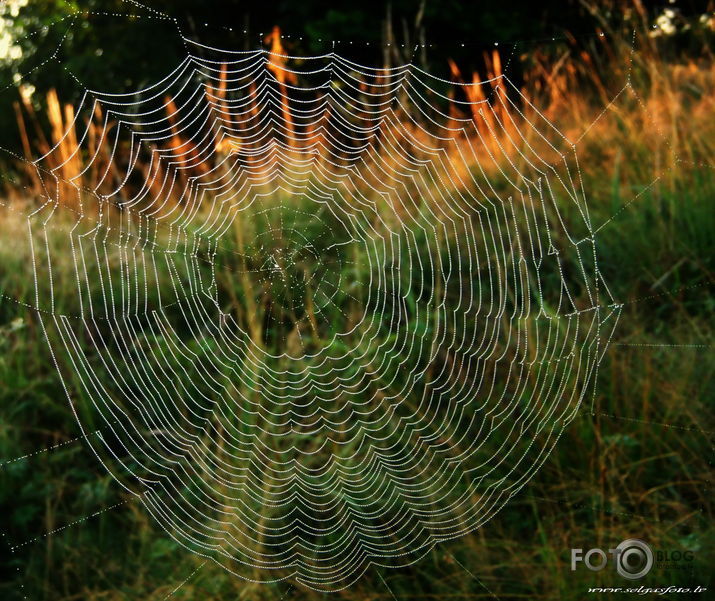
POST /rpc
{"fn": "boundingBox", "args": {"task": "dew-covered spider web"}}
[12,36,619,591]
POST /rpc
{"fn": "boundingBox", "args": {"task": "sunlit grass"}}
[0,16,713,601]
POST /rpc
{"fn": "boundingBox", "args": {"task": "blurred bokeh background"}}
[0,1,713,599]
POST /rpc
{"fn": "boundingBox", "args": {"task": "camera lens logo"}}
[613,539,654,580]
[571,538,654,579]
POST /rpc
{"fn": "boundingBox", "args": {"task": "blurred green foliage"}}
[0,1,714,599]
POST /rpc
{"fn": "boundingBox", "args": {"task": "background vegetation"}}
[0,1,714,599]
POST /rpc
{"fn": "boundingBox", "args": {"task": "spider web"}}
[9,35,619,591]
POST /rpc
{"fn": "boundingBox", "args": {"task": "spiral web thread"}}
[14,39,620,591]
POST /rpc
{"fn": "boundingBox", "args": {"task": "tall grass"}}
[1,11,713,601]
